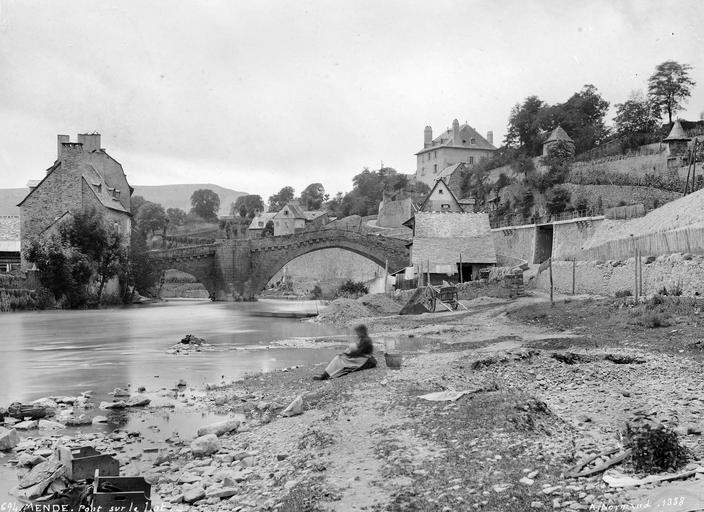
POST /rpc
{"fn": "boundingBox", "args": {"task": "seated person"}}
[314,324,377,380]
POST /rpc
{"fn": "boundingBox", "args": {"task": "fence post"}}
[459,253,463,283]
[572,259,576,295]
[634,247,639,304]
[549,257,554,307]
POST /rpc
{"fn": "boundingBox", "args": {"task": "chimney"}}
[424,126,432,148]
[452,119,460,145]
[77,133,101,152]
[487,131,494,145]
[57,135,70,159]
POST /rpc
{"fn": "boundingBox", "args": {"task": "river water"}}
[0,299,347,498]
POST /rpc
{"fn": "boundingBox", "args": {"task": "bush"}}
[614,289,632,298]
[624,412,690,473]
[638,311,671,328]
[336,280,368,299]
[310,285,322,300]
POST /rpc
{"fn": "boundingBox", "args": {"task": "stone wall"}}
[535,253,704,297]
[552,217,604,260]
[492,224,536,263]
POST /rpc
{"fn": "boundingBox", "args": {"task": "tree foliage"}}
[614,91,660,136]
[166,207,186,227]
[190,189,221,221]
[262,220,274,237]
[546,187,572,215]
[136,201,168,236]
[648,60,696,124]
[232,194,265,218]
[268,186,295,212]
[299,183,326,210]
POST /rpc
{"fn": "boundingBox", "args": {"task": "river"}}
[0,299,347,499]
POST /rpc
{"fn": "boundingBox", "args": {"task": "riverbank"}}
[3,293,704,511]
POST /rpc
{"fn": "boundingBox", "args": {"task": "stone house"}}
[664,120,691,167]
[406,211,496,283]
[0,216,20,271]
[542,125,575,156]
[267,203,329,237]
[418,177,465,213]
[18,133,133,268]
[247,212,277,238]
[415,119,496,187]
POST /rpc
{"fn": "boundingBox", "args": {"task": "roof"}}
[411,212,496,264]
[248,212,276,230]
[303,210,327,221]
[0,216,20,241]
[416,123,497,155]
[81,168,130,214]
[17,162,61,207]
[544,126,574,144]
[419,177,464,212]
[436,162,465,180]
[664,120,690,141]
[414,211,492,238]
[274,202,306,220]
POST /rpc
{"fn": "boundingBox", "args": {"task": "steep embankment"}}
[133,184,246,212]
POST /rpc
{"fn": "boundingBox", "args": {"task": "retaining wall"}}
[535,253,704,297]
[492,224,536,263]
[552,217,604,260]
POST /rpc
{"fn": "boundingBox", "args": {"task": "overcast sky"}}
[1,0,703,201]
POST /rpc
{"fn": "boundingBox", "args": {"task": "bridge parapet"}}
[149,244,217,260]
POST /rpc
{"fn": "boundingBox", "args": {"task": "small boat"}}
[250,311,318,319]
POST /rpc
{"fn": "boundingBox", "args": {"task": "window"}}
[421,167,425,175]
[470,138,476,145]
[469,156,474,165]
[258,221,263,227]
[438,189,444,194]
[114,221,120,235]
[434,151,437,158]
[433,164,437,172]
[284,210,288,216]
[441,204,451,210]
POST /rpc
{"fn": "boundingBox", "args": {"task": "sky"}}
[1,0,704,202]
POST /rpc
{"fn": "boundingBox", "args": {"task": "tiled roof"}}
[304,210,327,221]
[436,163,464,179]
[545,125,574,144]
[274,202,306,220]
[412,236,497,265]
[664,120,690,141]
[248,212,276,230]
[414,212,492,238]
[416,123,497,154]
[0,216,20,241]
[82,166,129,214]
[411,212,496,265]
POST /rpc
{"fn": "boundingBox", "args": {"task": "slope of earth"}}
[133,184,247,213]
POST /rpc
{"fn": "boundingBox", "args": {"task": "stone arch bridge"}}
[148,229,410,300]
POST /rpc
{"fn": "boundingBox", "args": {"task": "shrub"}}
[336,280,368,298]
[310,285,322,300]
[624,412,690,473]
[614,289,632,298]
[638,311,671,328]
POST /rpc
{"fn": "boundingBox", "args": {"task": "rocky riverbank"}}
[2,292,704,511]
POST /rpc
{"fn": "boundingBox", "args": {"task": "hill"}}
[131,184,247,214]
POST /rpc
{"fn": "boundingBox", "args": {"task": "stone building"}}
[0,216,20,271]
[18,133,133,267]
[254,203,330,237]
[542,125,575,156]
[418,177,465,213]
[415,119,496,187]
[664,119,691,161]
[377,191,412,228]
[406,212,496,283]
[247,212,277,237]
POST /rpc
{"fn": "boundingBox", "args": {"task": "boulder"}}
[99,401,127,410]
[190,434,220,456]
[125,395,151,407]
[65,415,92,426]
[196,418,240,437]
[280,395,303,417]
[38,419,66,430]
[183,485,205,504]
[92,416,109,424]
[112,388,131,397]
[17,453,45,467]
[14,420,39,430]
[205,486,237,499]
[0,427,20,451]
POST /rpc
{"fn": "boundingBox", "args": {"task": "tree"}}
[232,194,265,218]
[648,60,696,124]
[131,195,147,215]
[268,187,295,212]
[546,187,571,215]
[127,225,156,298]
[262,220,274,237]
[136,201,168,236]
[505,95,547,155]
[166,208,186,227]
[299,183,325,210]
[190,189,220,221]
[614,91,660,136]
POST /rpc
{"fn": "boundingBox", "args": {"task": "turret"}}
[424,126,433,148]
[452,119,460,145]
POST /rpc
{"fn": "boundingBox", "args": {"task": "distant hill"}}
[0,189,26,216]
[0,183,247,217]
[131,184,247,214]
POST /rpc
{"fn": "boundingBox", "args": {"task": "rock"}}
[14,420,39,430]
[205,486,238,499]
[155,449,173,465]
[125,395,151,407]
[178,473,201,484]
[280,395,303,417]
[531,502,544,509]
[527,470,539,479]
[65,415,92,426]
[18,459,66,491]
[38,419,65,430]
[0,427,20,451]
[31,398,58,409]
[17,453,46,467]
[92,415,109,424]
[99,401,127,410]
[196,418,240,437]
[112,388,131,397]
[183,485,205,504]
[190,434,221,456]
[492,484,510,493]
[176,379,187,387]
[520,477,535,486]
[276,454,288,461]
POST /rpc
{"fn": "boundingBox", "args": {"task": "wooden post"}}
[549,257,554,307]
[634,247,639,304]
[572,259,576,295]
[384,259,389,295]
[638,250,643,298]
[427,260,431,287]
[459,253,463,283]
